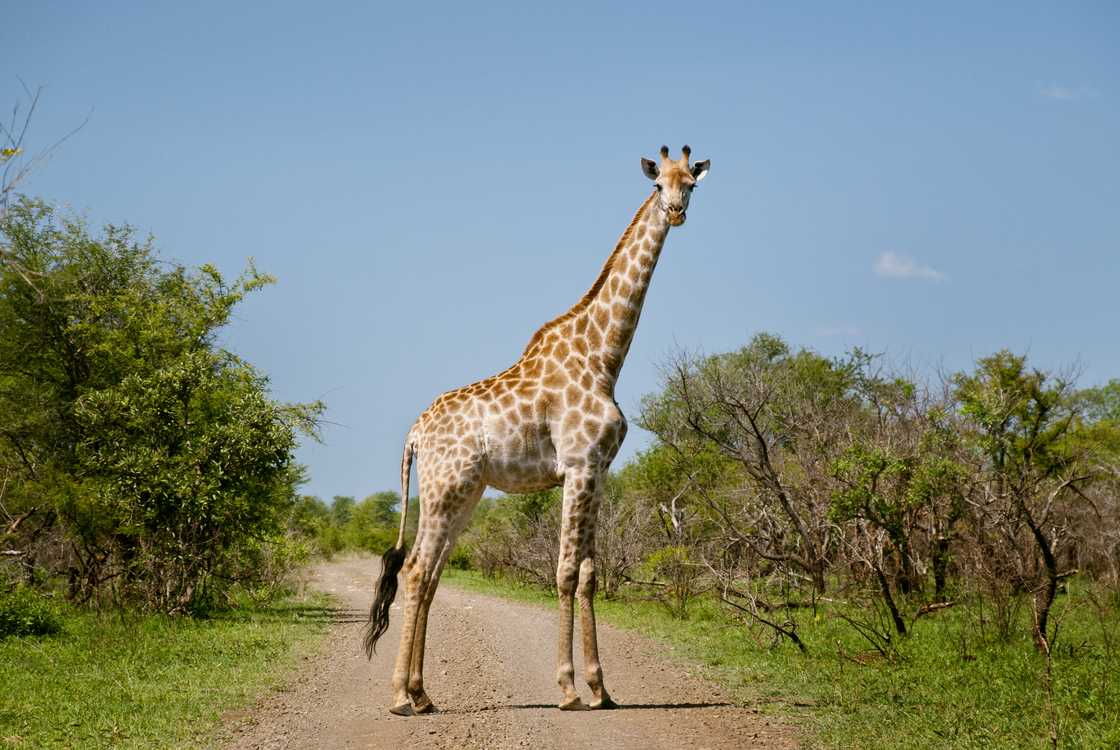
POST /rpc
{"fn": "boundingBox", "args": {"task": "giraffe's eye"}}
[654,184,663,192]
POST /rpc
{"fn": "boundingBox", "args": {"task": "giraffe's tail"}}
[363,438,414,660]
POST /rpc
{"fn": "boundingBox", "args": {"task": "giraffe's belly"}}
[481,414,562,493]
[486,471,561,494]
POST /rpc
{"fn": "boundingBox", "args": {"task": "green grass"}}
[0,591,334,749]
[444,570,1120,749]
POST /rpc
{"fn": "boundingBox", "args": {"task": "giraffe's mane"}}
[520,193,656,357]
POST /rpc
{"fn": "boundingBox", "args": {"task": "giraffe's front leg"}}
[557,468,605,711]
[577,555,616,709]
[556,549,586,710]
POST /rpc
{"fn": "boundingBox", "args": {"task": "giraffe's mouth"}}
[668,211,686,227]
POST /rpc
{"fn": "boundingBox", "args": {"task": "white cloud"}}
[873,252,947,282]
[1039,84,1098,101]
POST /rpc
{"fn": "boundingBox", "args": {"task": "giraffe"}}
[364,145,710,716]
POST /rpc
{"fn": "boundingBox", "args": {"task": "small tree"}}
[461,489,562,587]
[641,334,875,593]
[954,351,1085,649]
[593,473,649,598]
[830,444,917,634]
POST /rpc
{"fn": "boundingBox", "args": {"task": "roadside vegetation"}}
[3,104,333,748]
[0,589,332,749]
[307,333,1120,748]
[0,198,323,612]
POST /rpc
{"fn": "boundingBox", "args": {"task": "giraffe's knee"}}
[576,558,596,599]
[556,564,578,597]
[407,564,433,597]
[557,661,575,689]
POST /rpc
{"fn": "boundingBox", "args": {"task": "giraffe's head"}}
[641,145,710,227]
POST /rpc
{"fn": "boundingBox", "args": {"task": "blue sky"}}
[5,2,1118,500]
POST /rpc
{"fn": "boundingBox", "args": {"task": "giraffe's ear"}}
[641,158,659,181]
[691,160,710,182]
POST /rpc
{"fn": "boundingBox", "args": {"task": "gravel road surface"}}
[222,556,798,749]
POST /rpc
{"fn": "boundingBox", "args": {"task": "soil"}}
[221,556,799,749]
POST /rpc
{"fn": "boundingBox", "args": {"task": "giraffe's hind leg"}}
[390,540,446,714]
[404,557,440,715]
[387,525,427,716]
[390,460,484,716]
[406,534,459,714]
[404,542,452,714]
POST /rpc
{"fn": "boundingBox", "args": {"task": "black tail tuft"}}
[364,545,407,659]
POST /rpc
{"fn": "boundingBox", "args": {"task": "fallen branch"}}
[913,600,956,622]
[719,594,808,654]
[621,574,667,588]
[3,506,37,538]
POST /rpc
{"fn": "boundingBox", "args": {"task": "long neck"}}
[575,193,670,386]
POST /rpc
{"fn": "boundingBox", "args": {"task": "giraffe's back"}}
[411,366,564,495]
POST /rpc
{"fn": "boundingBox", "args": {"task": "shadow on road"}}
[439,701,735,714]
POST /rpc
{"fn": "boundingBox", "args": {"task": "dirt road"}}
[223,556,797,749]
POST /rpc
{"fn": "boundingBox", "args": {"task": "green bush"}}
[448,544,473,570]
[0,198,324,612]
[0,587,63,638]
[303,493,409,557]
[642,545,701,618]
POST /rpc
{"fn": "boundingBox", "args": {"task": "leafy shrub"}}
[0,587,63,638]
[0,198,324,612]
[448,544,473,570]
[643,545,701,619]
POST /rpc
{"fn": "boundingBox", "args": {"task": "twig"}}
[835,611,896,661]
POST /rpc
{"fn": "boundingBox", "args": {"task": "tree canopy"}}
[0,197,322,611]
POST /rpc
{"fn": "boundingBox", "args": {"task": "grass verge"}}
[0,590,334,749]
[443,569,1120,749]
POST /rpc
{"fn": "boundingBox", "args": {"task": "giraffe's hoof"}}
[412,697,437,714]
[388,703,414,717]
[558,696,588,711]
[591,695,619,710]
